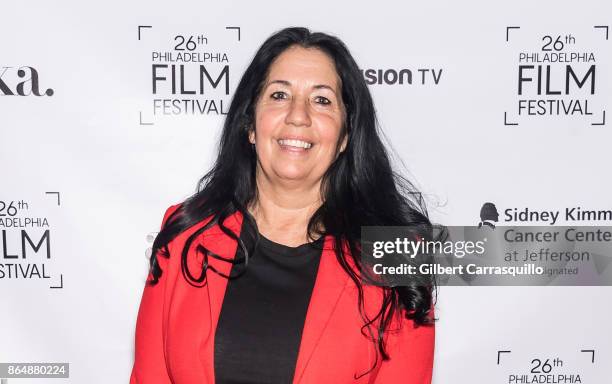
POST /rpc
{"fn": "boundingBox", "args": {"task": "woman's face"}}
[250,45,347,188]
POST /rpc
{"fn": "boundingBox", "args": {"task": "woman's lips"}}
[277,138,313,152]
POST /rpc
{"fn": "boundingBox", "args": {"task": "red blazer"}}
[130,204,435,383]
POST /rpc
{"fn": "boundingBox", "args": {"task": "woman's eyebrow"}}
[267,79,337,94]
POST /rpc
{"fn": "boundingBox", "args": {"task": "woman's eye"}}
[269,92,330,105]
[271,91,287,100]
[315,96,331,105]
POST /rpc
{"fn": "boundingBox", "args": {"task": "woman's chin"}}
[272,168,313,183]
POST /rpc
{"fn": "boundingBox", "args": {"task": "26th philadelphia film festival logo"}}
[0,194,64,289]
[136,25,243,125]
[503,25,609,126]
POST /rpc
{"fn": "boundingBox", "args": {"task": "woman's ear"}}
[339,133,348,153]
[248,129,256,144]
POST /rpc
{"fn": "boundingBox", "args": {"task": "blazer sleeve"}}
[373,309,435,384]
[129,204,179,384]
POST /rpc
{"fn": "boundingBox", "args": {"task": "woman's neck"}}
[248,172,323,247]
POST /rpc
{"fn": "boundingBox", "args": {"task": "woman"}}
[130,26,436,384]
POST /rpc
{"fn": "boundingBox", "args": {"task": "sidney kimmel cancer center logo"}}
[478,202,612,226]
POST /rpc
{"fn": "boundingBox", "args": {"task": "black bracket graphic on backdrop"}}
[138,25,155,125]
[506,26,520,42]
[505,26,521,126]
[504,111,518,126]
[45,191,60,206]
[44,191,63,289]
[50,274,64,289]
[226,26,241,41]
[139,111,153,126]
[138,25,152,40]
[591,26,608,126]
[591,110,606,126]
[593,25,609,40]
[580,349,595,363]
[497,350,511,364]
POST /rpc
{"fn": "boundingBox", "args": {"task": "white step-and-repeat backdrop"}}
[1,0,610,383]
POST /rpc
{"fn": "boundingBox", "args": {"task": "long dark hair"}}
[148,26,437,376]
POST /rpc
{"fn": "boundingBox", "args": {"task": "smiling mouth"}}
[277,139,313,149]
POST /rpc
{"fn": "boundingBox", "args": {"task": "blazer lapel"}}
[194,211,244,382]
[202,211,244,332]
[293,236,351,383]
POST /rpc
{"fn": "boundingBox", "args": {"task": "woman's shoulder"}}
[159,202,240,250]
[160,203,182,227]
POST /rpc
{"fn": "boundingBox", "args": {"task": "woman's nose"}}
[285,98,312,127]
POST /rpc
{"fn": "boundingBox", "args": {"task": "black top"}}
[213,223,324,384]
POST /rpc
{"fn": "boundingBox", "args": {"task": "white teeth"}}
[278,139,312,149]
